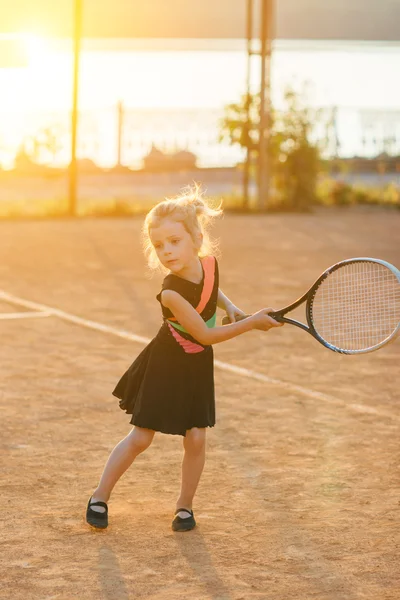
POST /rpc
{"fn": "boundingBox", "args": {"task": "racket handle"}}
[268,312,285,323]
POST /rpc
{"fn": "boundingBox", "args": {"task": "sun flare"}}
[21,33,52,64]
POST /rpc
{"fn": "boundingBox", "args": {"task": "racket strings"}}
[311,262,400,352]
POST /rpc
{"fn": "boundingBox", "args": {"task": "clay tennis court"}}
[1,205,399,600]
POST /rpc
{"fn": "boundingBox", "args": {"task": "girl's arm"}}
[217,288,233,310]
[161,290,281,346]
[217,288,247,323]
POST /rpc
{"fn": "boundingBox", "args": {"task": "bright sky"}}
[2,34,400,112]
[0,34,399,166]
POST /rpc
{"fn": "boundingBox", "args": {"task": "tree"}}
[219,86,333,210]
[31,125,64,165]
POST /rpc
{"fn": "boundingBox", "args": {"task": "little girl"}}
[86,185,283,532]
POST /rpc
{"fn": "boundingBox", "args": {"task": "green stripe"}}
[168,312,216,333]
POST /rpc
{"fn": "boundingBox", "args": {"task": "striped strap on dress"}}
[166,256,216,353]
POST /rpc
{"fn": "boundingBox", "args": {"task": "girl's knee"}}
[184,427,206,454]
[127,427,155,453]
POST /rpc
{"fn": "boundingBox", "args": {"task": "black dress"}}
[112,255,219,436]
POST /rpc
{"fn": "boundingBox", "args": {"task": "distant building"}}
[171,150,197,170]
[142,145,197,171]
[13,149,38,174]
[75,158,103,173]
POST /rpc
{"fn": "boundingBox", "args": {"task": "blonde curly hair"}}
[142,183,223,275]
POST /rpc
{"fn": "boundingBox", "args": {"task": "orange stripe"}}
[196,256,215,314]
[167,255,215,322]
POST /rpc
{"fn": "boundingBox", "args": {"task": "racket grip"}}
[222,314,251,325]
[268,312,284,323]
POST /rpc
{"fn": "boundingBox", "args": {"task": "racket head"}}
[307,258,400,354]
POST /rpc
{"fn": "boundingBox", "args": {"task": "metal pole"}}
[69,0,82,216]
[243,0,253,209]
[258,0,273,210]
[117,100,124,167]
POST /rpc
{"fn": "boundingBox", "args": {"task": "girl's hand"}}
[249,308,284,331]
[224,302,247,324]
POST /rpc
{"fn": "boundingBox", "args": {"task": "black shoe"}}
[172,508,196,532]
[86,495,108,529]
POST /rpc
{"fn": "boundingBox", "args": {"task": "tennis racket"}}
[222,257,400,355]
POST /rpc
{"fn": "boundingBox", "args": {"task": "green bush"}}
[316,179,400,208]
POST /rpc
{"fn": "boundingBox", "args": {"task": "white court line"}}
[0,311,52,320]
[0,290,153,346]
[0,289,398,423]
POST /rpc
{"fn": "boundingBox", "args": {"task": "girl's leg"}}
[175,427,206,518]
[90,426,155,513]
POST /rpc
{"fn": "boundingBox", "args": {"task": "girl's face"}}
[150,218,201,273]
